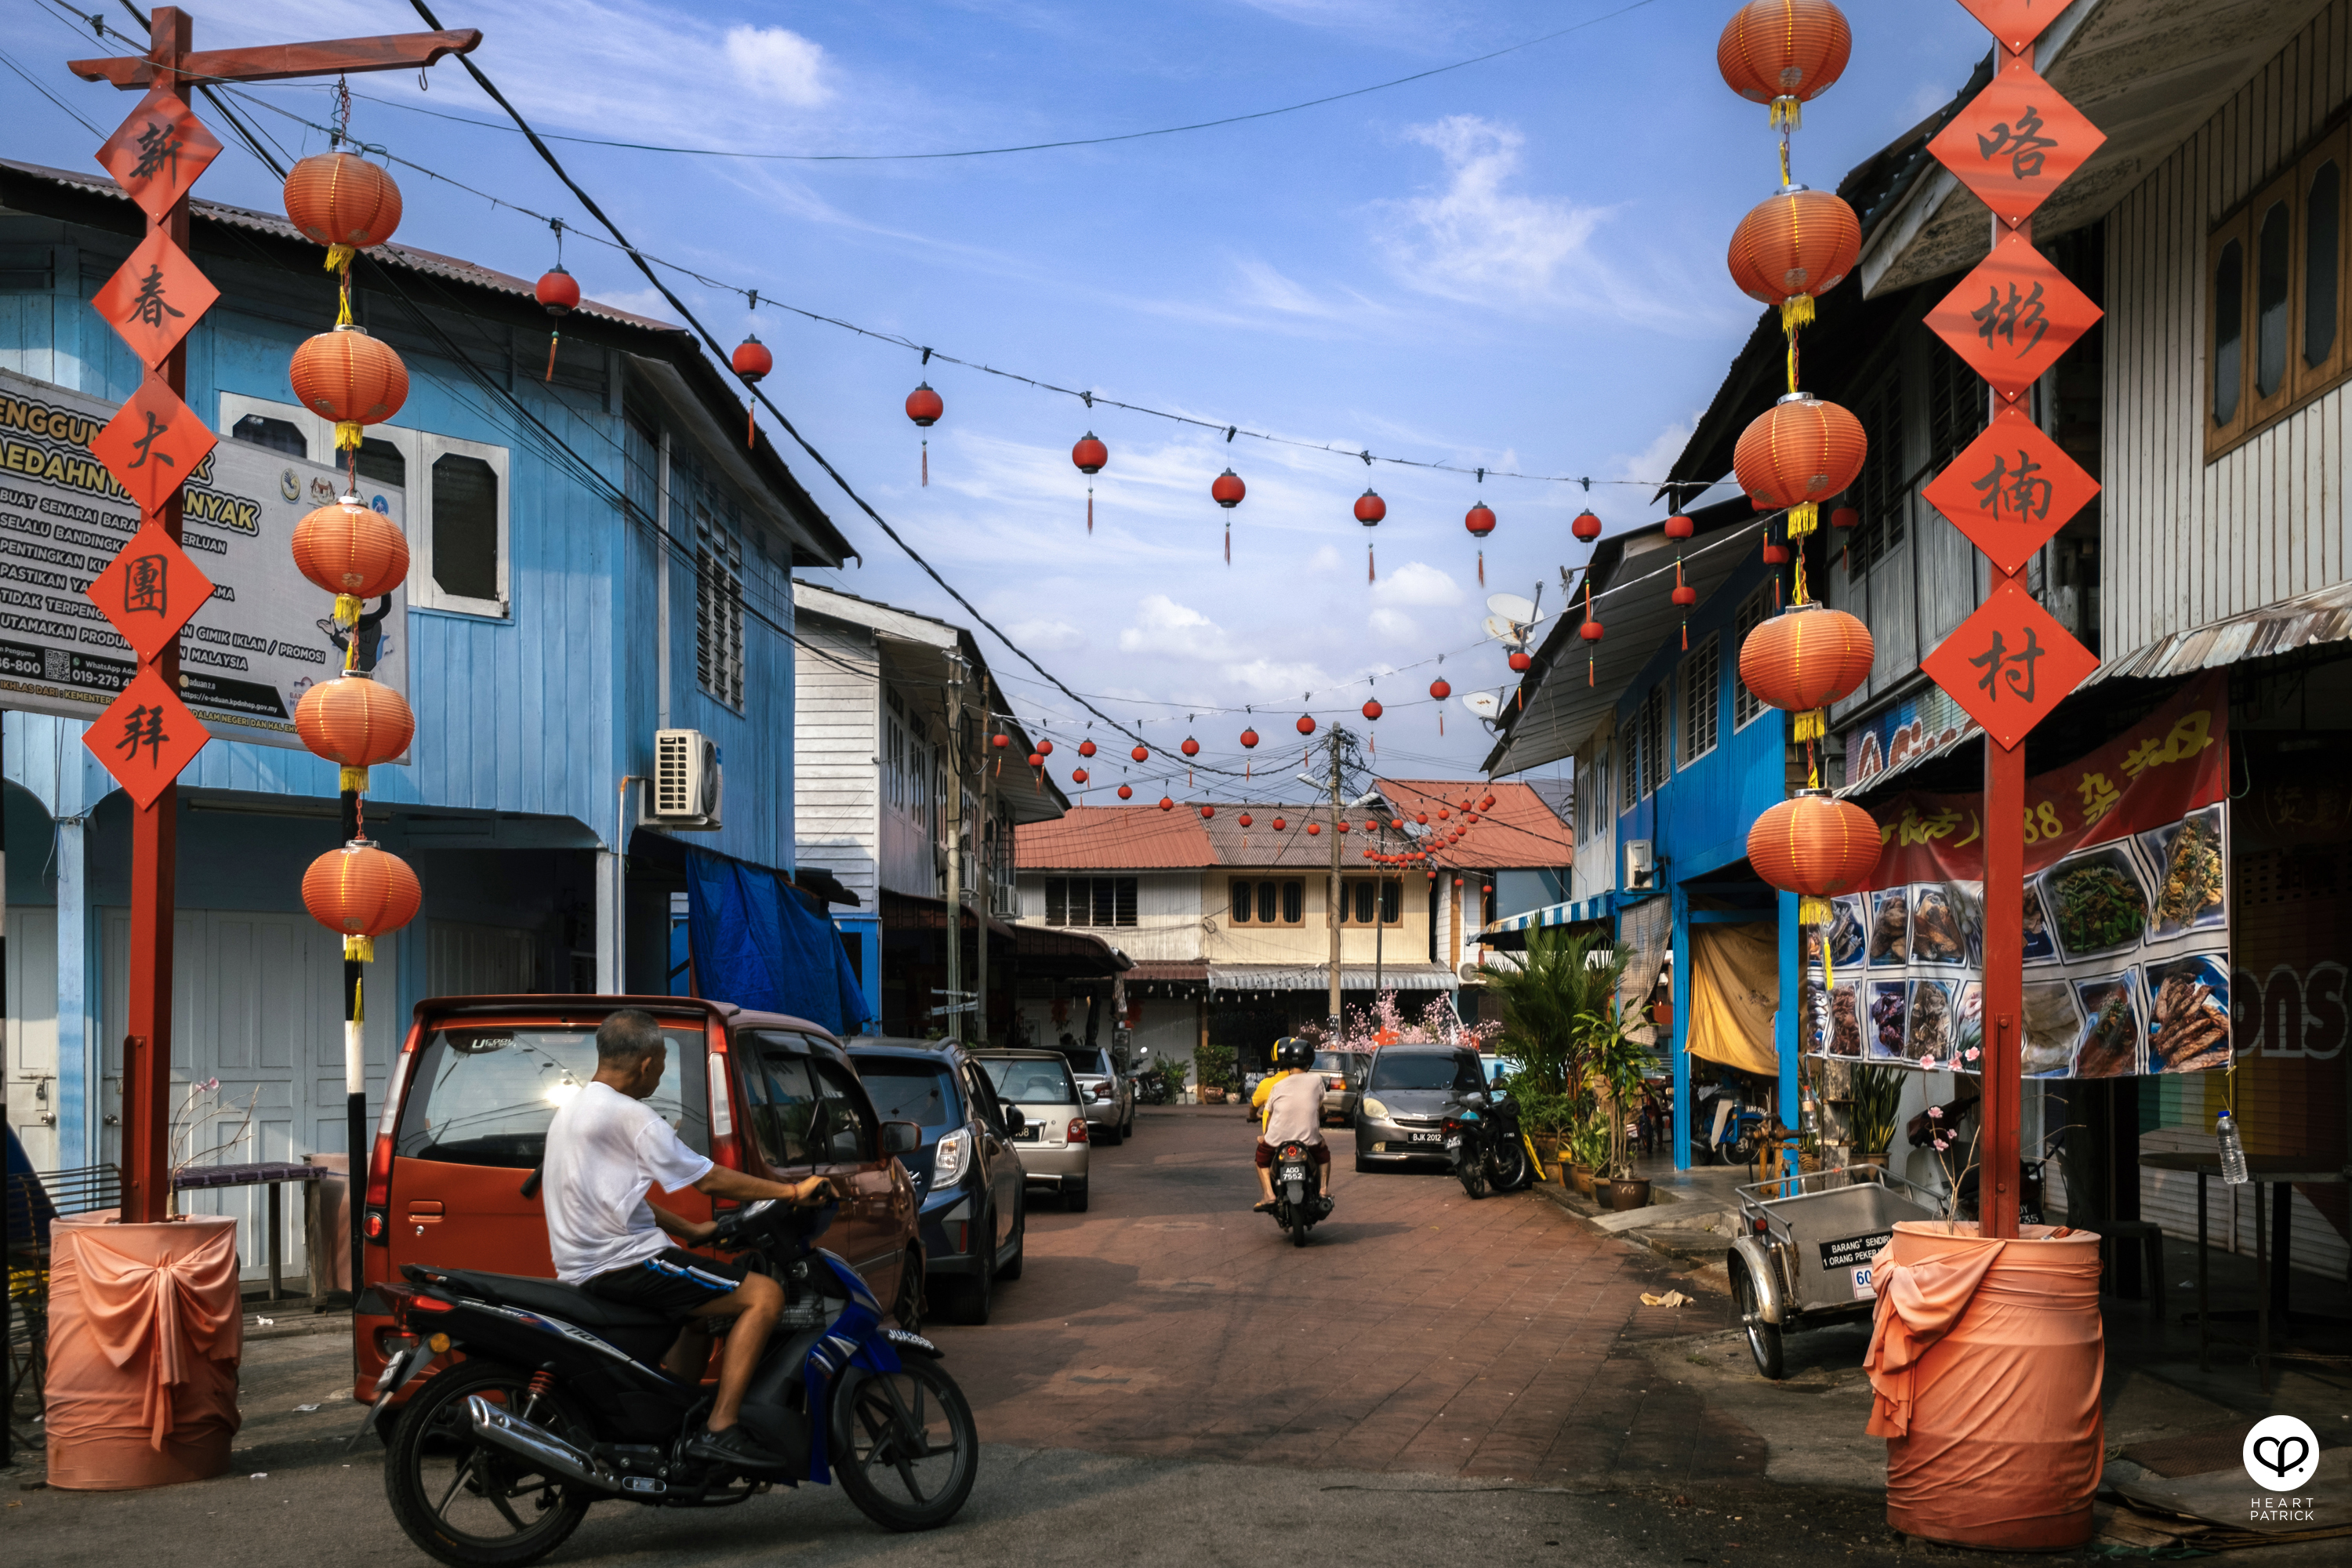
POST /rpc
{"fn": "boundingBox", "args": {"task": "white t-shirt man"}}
[543,1080,713,1282]
[1258,1070,1327,1149]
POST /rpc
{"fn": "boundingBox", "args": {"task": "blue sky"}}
[4,0,1994,792]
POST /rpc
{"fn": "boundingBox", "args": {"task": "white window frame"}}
[1680,632,1720,766]
[1733,586,1771,731]
[215,392,510,619]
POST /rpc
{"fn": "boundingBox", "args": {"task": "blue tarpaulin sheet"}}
[683,847,873,1035]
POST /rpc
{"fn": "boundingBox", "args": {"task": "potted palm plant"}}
[1581,1002,1653,1210]
[1195,1041,1235,1105]
[1847,1063,1904,1169]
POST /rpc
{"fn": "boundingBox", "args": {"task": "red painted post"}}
[120,6,192,1228]
[1980,688,2025,1241]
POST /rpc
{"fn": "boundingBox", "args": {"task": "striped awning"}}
[1479,893,1613,938]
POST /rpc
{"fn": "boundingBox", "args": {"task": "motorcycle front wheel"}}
[832,1358,980,1532]
[1490,1134,1530,1191]
[383,1359,593,1568]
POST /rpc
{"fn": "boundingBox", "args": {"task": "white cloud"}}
[1388,116,1602,306]
[1370,561,1461,608]
[724,25,832,107]
[1221,657,1331,700]
[1367,606,1421,641]
[1307,545,1343,572]
[1004,617,1086,652]
[1117,594,1225,659]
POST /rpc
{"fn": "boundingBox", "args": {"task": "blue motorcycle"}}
[360,1198,976,1565]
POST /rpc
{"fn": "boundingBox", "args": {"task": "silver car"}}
[1352,1044,1485,1172]
[975,1050,1093,1212]
[1058,1042,1134,1145]
[1314,1050,1363,1126]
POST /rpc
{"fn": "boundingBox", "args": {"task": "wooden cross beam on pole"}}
[69,9,474,1243]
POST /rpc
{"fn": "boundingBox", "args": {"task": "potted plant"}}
[1581,1002,1653,1210]
[1517,1087,1570,1172]
[1566,1114,1606,1196]
[1195,1041,1235,1105]
[1848,1064,1904,1169]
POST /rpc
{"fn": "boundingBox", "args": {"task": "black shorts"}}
[581,1247,748,1323]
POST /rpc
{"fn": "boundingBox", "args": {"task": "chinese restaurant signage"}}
[0,368,410,751]
[1806,673,2230,1079]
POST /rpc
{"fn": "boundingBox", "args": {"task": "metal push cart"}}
[1725,1163,1939,1378]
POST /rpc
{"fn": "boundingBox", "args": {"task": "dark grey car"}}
[1352,1044,1485,1172]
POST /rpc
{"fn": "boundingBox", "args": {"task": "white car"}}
[975,1050,1093,1212]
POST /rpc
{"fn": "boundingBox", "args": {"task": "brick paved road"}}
[931,1105,1769,1487]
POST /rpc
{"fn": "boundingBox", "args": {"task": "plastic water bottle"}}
[2216,1110,2249,1185]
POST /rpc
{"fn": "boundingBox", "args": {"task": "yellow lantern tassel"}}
[340,765,371,793]
[1779,294,1816,332]
[335,419,364,452]
[1793,709,1825,742]
[343,934,376,963]
[1771,96,1802,132]
[333,593,364,628]
[325,243,358,274]
[1798,895,1831,927]
[1786,501,1818,537]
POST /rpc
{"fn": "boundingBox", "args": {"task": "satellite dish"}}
[1462,691,1501,718]
[1481,615,1521,644]
[1486,593,1538,623]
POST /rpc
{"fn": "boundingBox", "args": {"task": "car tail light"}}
[1090,1083,1112,1102]
[362,1207,388,1241]
[364,1036,416,1219]
[1067,1118,1088,1144]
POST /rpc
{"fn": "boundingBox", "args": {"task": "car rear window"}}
[1059,1047,1111,1078]
[1312,1051,1352,1075]
[394,1025,708,1169]
[1368,1051,1483,1093]
[978,1056,1078,1105]
[854,1058,959,1131]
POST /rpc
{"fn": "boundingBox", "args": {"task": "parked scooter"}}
[1443,1087,1532,1199]
[361,1195,977,1566]
[1691,1083,1768,1166]
[1265,1137,1332,1247]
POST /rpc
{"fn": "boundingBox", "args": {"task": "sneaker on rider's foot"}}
[1253,1198,1278,1214]
[685,1424,782,1468]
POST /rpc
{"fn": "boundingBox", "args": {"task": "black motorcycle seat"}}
[440,1269,679,1333]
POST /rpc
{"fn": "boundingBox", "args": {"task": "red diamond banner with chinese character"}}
[1926,230,2102,400]
[93,230,216,369]
[1929,53,2105,226]
[86,663,209,808]
[89,376,216,516]
[86,521,213,661]
[95,85,221,223]
[1956,0,2067,59]
[1922,406,2100,575]
[1922,578,2100,750]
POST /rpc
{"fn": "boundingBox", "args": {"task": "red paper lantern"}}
[1181,737,1200,757]
[1132,745,1150,763]
[1240,728,1259,749]
[1831,504,1859,530]
[905,382,942,427]
[1238,813,1252,827]
[1672,583,1698,607]
[1211,470,1246,509]
[1159,797,1174,811]
[292,495,408,601]
[1354,489,1386,525]
[534,266,579,315]
[1480,795,1495,811]
[1362,699,1382,720]
[1073,768,1090,785]
[1572,510,1602,543]
[1438,809,1450,820]
[1272,817,1287,830]
[1308,822,1320,835]
[992,732,1010,750]
[294,673,413,778]
[1747,788,1882,922]
[1762,539,1794,564]
[731,336,772,383]
[1336,821,1348,834]
[1665,514,1696,540]
[1200,805,1215,819]
[1718,0,1853,128]
[1727,187,1860,332]
[1296,714,1316,735]
[282,152,401,262]
[1027,753,1044,768]
[1078,739,1097,757]
[1580,620,1604,644]
[289,326,407,450]
[1733,393,1866,536]
[1117,785,1133,799]
[1073,433,1108,474]
[1508,650,1533,673]
[1737,601,1874,738]
[1465,503,1496,536]
[1037,739,1054,757]
[1429,677,1452,700]
[302,839,420,946]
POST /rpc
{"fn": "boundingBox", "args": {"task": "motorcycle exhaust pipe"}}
[466,1395,622,1494]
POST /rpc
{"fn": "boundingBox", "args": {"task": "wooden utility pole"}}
[942,653,965,1042]
[70,12,479,1226]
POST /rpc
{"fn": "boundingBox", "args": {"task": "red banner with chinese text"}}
[1807,673,2230,1079]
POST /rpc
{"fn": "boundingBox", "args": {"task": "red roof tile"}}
[1014,806,1218,869]
[1374,779,1574,871]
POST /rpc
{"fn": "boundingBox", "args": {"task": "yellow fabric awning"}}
[1686,920,1779,1077]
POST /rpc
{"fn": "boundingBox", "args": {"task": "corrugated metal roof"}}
[1209,963,1458,993]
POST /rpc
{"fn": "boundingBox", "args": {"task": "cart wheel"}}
[1730,1253,1784,1381]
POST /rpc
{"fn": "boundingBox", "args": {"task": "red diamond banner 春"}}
[1956,0,2067,57]
[85,521,213,662]
[93,230,216,369]
[1922,406,2100,575]
[1929,52,2105,226]
[94,85,221,223]
[86,664,209,809]
[1921,579,2100,750]
[89,376,216,516]
[1926,230,2102,400]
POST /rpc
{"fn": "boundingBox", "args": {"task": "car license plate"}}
[1279,1163,1308,1182]
[1015,1124,1040,1142]
[1408,1131,1442,1144]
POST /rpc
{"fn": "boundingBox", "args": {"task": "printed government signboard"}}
[0,368,408,753]
[1806,673,2230,1079]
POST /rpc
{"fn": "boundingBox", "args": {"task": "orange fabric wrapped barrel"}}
[44,1214,242,1490]
[1864,1221,2104,1551]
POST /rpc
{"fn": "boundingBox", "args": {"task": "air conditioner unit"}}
[1624,839,1655,891]
[651,728,723,830]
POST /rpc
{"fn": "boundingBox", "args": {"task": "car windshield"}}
[980,1056,1079,1105]
[854,1058,958,1131]
[394,1025,706,1169]
[1369,1051,1483,1093]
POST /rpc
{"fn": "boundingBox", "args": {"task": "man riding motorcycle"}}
[1251,1037,1330,1214]
[541,1008,833,1468]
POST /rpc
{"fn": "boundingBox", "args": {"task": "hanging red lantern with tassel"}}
[1131,744,1150,763]
[1465,501,1496,586]
[289,326,408,454]
[1573,510,1602,543]
[1356,488,1385,582]
[1078,739,1097,757]
[1117,784,1133,799]
[1296,714,1316,735]
[1580,614,1604,687]
[1072,768,1089,786]
[731,336,772,448]
[1734,393,1867,537]
[1747,788,1881,924]
[1181,737,1200,757]
[1666,514,1696,540]
[1508,650,1532,673]
[1727,187,1861,331]
[1200,805,1215,820]
[1073,432,1108,534]
[1239,813,1252,828]
[1211,468,1245,564]
[1159,797,1174,812]
[1737,600,1874,739]
[1362,699,1382,720]
[1036,739,1053,757]
[1717,0,1853,130]
[1272,816,1287,830]
[1240,727,1258,750]
[533,263,578,383]
[301,839,421,956]
[906,381,942,486]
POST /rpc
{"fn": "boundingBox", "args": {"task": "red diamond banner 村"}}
[94,85,222,223]
[92,230,217,369]
[85,521,214,662]
[1922,406,2100,576]
[1925,230,2103,400]
[86,663,209,809]
[1921,579,2100,750]
[1955,0,2067,56]
[89,376,216,516]
[1928,52,2105,226]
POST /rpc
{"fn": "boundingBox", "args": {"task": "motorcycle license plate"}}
[1408,1131,1442,1144]
[1443,1136,1461,1150]
[1278,1163,1308,1182]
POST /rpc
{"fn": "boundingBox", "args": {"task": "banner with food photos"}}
[1806,673,2230,1079]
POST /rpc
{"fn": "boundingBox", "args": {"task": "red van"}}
[351,995,919,1404]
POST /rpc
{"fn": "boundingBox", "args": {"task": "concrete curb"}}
[1532,1178,1733,1279]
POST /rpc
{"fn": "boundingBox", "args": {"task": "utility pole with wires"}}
[942,653,966,1043]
